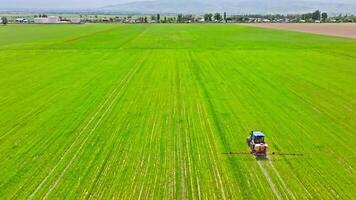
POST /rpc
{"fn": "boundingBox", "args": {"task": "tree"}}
[204,14,209,22]
[204,13,213,22]
[151,15,156,21]
[321,12,328,22]
[182,14,193,22]
[1,17,8,25]
[224,12,227,22]
[177,14,183,23]
[312,10,321,21]
[157,14,160,22]
[214,13,222,21]
[144,16,148,23]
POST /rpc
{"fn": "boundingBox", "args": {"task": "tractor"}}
[247,131,268,156]
[223,131,302,158]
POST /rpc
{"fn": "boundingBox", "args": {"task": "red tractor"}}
[247,131,268,156]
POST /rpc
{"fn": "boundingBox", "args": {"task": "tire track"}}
[84,96,138,199]
[28,57,144,199]
[257,161,282,200]
[269,161,297,200]
[42,63,141,199]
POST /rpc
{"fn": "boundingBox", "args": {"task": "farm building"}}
[48,16,59,23]
[69,17,81,24]
[34,16,59,24]
[15,18,29,23]
[34,18,48,23]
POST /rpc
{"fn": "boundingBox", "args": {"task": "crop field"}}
[0,24,355,199]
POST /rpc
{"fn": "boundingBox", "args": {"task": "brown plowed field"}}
[246,23,356,39]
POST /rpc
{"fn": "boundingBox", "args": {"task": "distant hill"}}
[101,0,356,15]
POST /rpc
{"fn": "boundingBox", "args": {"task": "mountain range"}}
[100,0,356,14]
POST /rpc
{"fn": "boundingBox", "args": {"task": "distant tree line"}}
[34,14,48,18]
[4,9,356,24]
[81,11,356,24]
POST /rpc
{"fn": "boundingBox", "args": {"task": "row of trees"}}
[177,10,329,23]
[204,12,227,22]
[301,10,328,21]
[145,12,228,23]
[5,10,356,25]
[331,14,356,22]
[34,14,48,18]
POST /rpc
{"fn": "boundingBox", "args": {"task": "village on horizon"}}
[1,9,356,25]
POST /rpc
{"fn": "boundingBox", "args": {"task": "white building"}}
[34,16,59,24]
[69,17,81,24]
[16,18,25,23]
[47,16,59,23]
[34,18,48,23]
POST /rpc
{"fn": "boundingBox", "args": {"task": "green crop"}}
[0,24,355,199]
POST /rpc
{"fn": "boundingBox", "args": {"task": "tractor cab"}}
[247,131,268,155]
[251,132,265,143]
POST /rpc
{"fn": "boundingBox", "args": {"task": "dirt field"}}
[246,23,356,39]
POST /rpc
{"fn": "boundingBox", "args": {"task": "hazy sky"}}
[0,0,134,8]
[1,0,355,9]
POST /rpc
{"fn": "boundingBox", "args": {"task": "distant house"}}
[34,16,59,24]
[15,18,23,23]
[48,16,59,23]
[196,18,205,23]
[69,17,81,24]
[102,18,110,22]
[34,18,48,23]
[16,18,28,23]
[129,18,137,23]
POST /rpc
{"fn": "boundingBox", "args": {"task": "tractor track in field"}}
[28,56,144,199]
[83,104,138,199]
[62,29,114,44]
[257,161,282,200]
[118,27,148,50]
[269,161,296,200]
[42,63,141,199]
[196,101,227,200]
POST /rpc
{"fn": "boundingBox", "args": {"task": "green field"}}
[0,24,355,199]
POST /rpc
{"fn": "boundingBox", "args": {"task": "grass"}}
[0,24,355,199]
